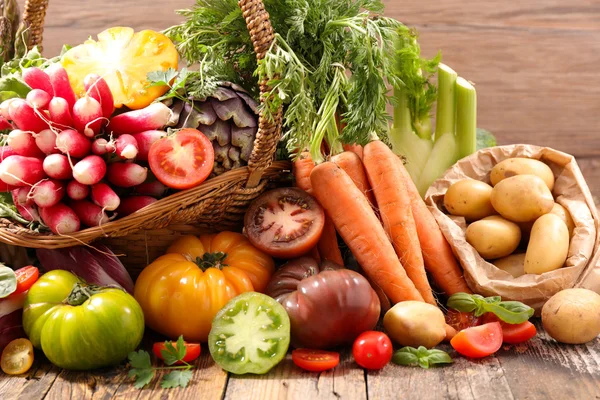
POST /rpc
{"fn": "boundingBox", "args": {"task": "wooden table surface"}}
[2,1,599,399]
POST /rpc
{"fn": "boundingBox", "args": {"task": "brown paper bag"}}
[425,144,600,311]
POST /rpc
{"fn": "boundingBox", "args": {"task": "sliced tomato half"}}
[450,322,503,358]
[152,341,201,365]
[292,349,340,372]
[12,266,39,296]
[482,313,537,344]
[148,128,214,190]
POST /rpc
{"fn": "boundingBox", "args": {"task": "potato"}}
[542,288,600,344]
[383,301,446,348]
[490,158,555,191]
[524,213,569,274]
[466,216,521,260]
[550,203,575,238]
[443,179,496,221]
[492,253,526,278]
[490,175,554,222]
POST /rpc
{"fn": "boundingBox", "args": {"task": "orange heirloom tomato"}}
[134,232,275,342]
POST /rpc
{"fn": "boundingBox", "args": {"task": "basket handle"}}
[238,0,283,188]
[22,0,48,52]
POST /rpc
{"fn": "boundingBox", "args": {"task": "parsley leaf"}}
[161,370,193,389]
[127,350,155,389]
[147,68,179,87]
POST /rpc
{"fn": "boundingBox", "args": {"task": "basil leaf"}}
[483,296,502,305]
[392,351,418,366]
[0,265,17,298]
[447,292,479,313]
[484,301,534,324]
[418,358,430,369]
[392,347,452,369]
[426,350,453,366]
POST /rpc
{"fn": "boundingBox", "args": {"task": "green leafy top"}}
[447,292,534,325]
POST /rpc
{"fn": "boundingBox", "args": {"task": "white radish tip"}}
[120,144,138,160]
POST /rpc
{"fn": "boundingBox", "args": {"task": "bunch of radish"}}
[0,65,172,234]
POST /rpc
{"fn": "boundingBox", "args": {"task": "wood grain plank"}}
[224,349,366,400]
[382,0,600,32]
[0,357,60,400]
[578,158,600,205]
[44,365,131,400]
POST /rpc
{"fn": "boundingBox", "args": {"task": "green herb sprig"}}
[447,293,534,325]
[392,346,453,369]
[128,336,194,389]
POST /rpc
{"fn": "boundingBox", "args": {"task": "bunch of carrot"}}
[293,139,471,316]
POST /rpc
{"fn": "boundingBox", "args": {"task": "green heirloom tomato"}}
[23,270,144,370]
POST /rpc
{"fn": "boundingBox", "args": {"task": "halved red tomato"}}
[244,188,325,259]
[292,349,340,372]
[450,322,503,358]
[152,341,201,364]
[11,266,39,296]
[148,128,214,190]
[445,309,481,332]
[482,313,537,344]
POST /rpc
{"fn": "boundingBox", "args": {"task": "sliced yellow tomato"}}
[61,27,179,110]
[1,338,34,375]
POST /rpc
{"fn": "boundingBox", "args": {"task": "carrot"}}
[363,141,436,305]
[294,150,343,265]
[310,161,424,303]
[393,153,472,295]
[332,151,375,207]
[342,143,363,160]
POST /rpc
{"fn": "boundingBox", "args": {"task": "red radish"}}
[26,89,52,110]
[72,155,106,185]
[8,99,49,133]
[11,187,32,206]
[66,180,89,201]
[16,203,41,223]
[107,163,148,188]
[55,129,92,158]
[92,138,109,155]
[0,156,45,186]
[134,180,168,197]
[72,96,103,138]
[107,103,172,136]
[91,183,120,211]
[0,99,14,119]
[21,67,54,97]
[70,200,110,227]
[7,129,44,157]
[39,203,80,234]
[117,196,157,217]
[0,116,12,130]
[84,74,115,120]
[115,134,138,159]
[43,154,72,180]
[130,130,164,161]
[31,179,65,208]
[46,64,77,109]
[34,129,59,155]
[49,97,74,128]
[0,146,17,162]
[0,181,16,192]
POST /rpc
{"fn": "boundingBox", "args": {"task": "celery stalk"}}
[456,77,477,159]
[434,64,457,141]
[416,132,458,196]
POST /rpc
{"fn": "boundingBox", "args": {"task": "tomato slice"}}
[148,128,214,190]
[244,188,325,259]
[445,309,481,332]
[1,338,34,375]
[292,349,340,372]
[352,331,392,370]
[481,313,537,344]
[152,341,201,365]
[11,266,39,296]
[450,322,503,358]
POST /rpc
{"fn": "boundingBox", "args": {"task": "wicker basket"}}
[0,0,290,275]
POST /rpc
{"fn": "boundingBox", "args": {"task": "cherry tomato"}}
[11,266,39,296]
[148,128,214,190]
[445,309,481,332]
[152,341,201,364]
[1,338,34,375]
[481,313,537,344]
[244,188,325,259]
[450,322,503,358]
[292,349,340,372]
[352,331,392,370]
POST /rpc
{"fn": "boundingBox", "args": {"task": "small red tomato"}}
[352,331,392,370]
[481,313,537,344]
[292,349,340,372]
[11,266,39,296]
[450,322,503,358]
[152,341,201,365]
